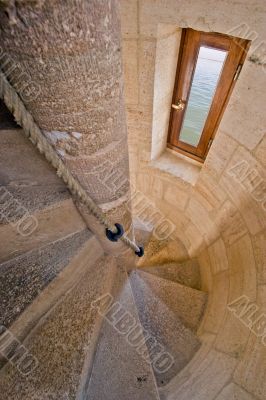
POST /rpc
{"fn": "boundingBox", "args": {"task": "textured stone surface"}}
[151,26,181,160]
[0,0,265,399]
[0,229,91,328]
[227,234,257,303]
[0,128,88,262]
[158,333,215,399]
[87,267,160,400]
[203,132,238,180]
[221,146,266,235]
[2,235,103,346]
[141,260,201,289]
[215,201,248,246]
[0,255,118,400]
[121,17,265,400]
[137,235,188,268]
[252,230,266,284]
[215,309,251,358]
[199,271,229,335]
[215,383,256,400]
[198,248,213,293]
[186,198,219,246]
[165,350,238,400]
[130,270,202,386]
[208,239,229,275]
[255,134,266,168]
[0,129,67,190]
[233,286,266,400]
[163,184,189,211]
[133,270,207,331]
[0,186,69,225]
[122,39,139,104]
[133,220,154,253]
[0,198,87,263]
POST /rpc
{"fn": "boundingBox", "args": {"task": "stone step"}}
[137,235,188,268]
[0,128,87,262]
[0,128,65,188]
[133,270,207,332]
[0,196,87,263]
[87,267,160,400]
[129,270,206,387]
[0,229,92,331]
[0,254,118,400]
[140,260,201,290]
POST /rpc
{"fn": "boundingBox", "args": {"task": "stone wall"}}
[120,0,266,398]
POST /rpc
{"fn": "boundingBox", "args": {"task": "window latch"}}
[172,99,185,111]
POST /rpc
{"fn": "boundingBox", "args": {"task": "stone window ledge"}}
[149,148,202,185]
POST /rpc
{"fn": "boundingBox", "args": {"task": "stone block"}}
[185,223,206,258]
[122,39,139,105]
[195,172,227,211]
[0,199,86,263]
[252,230,266,284]
[200,271,229,335]
[139,40,157,106]
[198,248,213,293]
[216,382,257,400]
[214,200,248,245]
[234,334,266,400]
[163,185,188,211]
[221,61,266,150]
[167,349,237,400]
[208,238,229,275]
[153,27,180,109]
[227,234,257,303]
[186,199,219,245]
[215,309,251,358]
[119,0,138,39]
[255,134,266,168]
[203,131,238,180]
[221,145,266,235]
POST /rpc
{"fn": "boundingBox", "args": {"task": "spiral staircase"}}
[0,109,208,399]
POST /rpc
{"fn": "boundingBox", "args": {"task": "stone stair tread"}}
[0,185,70,226]
[137,235,188,268]
[0,127,88,263]
[0,196,87,263]
[140,260,201,290]
[0,229,92,329]
[0,255,118,400]
[87,267,160,400]
[0,128,66,187]
[134,270,207,332]
[129,270,202,387]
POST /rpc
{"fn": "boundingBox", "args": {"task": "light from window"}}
[179,46,227,147]
[168,29,250,162]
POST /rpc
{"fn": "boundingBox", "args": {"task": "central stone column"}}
[0,0,133,258]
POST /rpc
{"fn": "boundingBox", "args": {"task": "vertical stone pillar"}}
[0,0,133,258]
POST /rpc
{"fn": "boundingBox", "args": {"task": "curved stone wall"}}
[121,0,266,398]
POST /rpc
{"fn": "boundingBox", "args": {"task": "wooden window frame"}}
[167,28,250,162]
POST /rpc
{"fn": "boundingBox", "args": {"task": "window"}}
[168,29,250,162]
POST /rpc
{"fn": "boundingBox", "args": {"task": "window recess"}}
[168,28,250,162]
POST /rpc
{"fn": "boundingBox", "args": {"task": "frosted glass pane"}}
[179,46,227,147]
